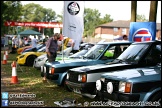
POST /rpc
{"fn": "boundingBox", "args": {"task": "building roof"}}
[97,20,161,30]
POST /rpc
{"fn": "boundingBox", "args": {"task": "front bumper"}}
[65,80,96,95]
[97,90,140,101]
[41,66,59,80]
[16,57,26,65]
[33,59,46,68]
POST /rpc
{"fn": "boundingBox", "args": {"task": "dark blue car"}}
[41,41,132,91]
[21,43,46,54]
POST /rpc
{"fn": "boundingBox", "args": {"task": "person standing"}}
[46,33,60,62]
[122,35,128,41]
[24,38,28,46]
[31,36,38,51]
[8,37,12,51]
[43,33,60,82]
[71,39,80,54]
[10,35,17,53]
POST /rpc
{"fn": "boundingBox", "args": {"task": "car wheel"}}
[149,92,161,107]
[26,55,37,66]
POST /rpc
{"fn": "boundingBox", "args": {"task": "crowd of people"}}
[1,35,39,53]
[1,33,81,56]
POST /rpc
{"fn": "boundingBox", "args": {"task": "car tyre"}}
[26,55,37,66]
[149,92,161,107]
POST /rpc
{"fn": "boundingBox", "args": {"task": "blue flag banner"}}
[128,22,156,42]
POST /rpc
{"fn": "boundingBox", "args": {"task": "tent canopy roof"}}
[18,29,42,36]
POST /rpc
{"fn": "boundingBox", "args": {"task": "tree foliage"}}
[1,1,23,35]
[137,14,148,21]
[22,3,57,22]
[100,14,113,24]
[84,8,113,37]
[21,3,57,36]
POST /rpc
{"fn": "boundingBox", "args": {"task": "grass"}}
[1,50,98,107]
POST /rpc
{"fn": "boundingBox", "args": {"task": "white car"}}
[33,47,72,69]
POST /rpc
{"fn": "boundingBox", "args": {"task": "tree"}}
[57,11,63,22]
[21,3,57,36]
[136,14,148,21]
[1,1,8,35]
[1,1,23,35]
[22,3,57,22]
[100,14,113,24]
[84,8,113,37]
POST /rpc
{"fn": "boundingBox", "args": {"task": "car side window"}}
[101,46,115,60]
[101,45,129,60]
[145,44,161,65]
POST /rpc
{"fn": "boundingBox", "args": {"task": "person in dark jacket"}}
[46,33,60,62]
[43,33,60,82]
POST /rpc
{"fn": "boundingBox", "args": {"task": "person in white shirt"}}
[24,38,29,46]
[31,36,38,51]
[10,35,17,53]
[71,39,80,54]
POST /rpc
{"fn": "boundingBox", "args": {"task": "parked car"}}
[96,64,161,107]
[79,43,94,51]
[21,43,46,54]
[17,46,32,54]
[16,46,46,66]
[41,41,132,91]
[34,44,93,69]
[65,41,161,99]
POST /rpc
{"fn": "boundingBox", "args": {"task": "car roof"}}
[97,41,133,45]
[132,40,161,45]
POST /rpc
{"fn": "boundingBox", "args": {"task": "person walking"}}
[46,33,61,62]
[31,36,38,51]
